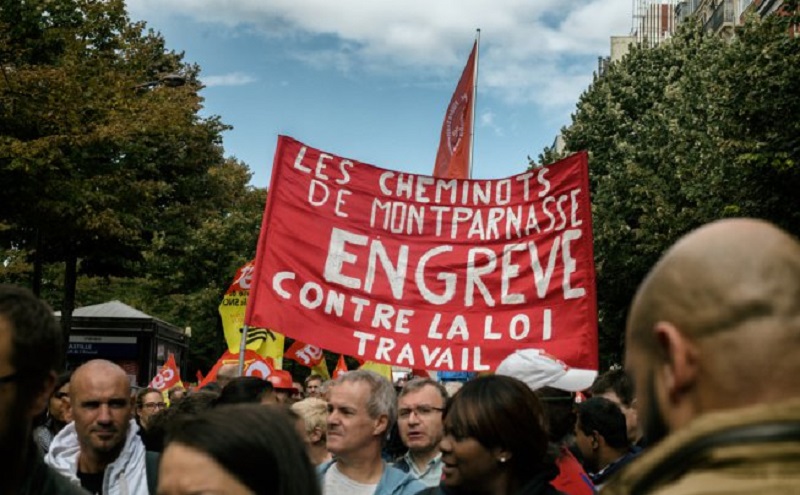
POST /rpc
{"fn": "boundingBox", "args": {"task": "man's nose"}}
[97,404,113,423]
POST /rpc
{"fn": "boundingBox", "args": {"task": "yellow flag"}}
[219,262,285,368]
[311,359,331,380]
[359,361,393,382]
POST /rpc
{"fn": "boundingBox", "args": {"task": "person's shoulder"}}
[39,464,90,495]
[380,464,426,495]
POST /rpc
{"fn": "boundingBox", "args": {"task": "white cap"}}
[495,349,597,392]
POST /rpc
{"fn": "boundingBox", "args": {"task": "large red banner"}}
[246,136,598,371]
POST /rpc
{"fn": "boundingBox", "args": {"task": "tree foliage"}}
[0,0,265,372]
[540,13,800,366]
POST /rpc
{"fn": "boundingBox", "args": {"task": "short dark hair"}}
[445,375,551,481]
[214,376,273,406]
[53,370,72,394]
[398,377,448,405]
[0,285,62,404]
[536,386,577,442]
[166,404,320,495]
[136,387,162,408]
[576,397,629,450]
[590,368,635,407]
[304,373,324,386]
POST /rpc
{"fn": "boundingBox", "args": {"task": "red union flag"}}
[285,340,325,368]
[246,136,598,371]
[433,42,477,179]
[149,353,182,391]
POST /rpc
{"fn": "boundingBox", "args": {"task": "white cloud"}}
[129,0,631,104]
[480,111,505,137]
[201,72,257,87]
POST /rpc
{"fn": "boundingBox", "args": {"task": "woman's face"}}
[157,443,255,495]
[49,383,70,423]
[439,428,503,491]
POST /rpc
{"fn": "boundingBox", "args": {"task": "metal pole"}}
[237,324,248,376]
[469,29,481,179]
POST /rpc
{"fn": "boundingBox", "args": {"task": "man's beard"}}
[642,372,670,445]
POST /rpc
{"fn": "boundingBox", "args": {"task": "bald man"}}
[603,219,800,495]
[46,360,155,494]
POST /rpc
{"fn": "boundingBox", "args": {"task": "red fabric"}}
[197,350,276,388]
[149,353,182,391]
[552,447,595,495]
[333,355,348,378]
[246,136,598,371]
[226,261,256,294]
[285,340,325,368]
[432,42,476,179]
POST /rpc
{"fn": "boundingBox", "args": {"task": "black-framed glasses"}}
[398,405,445,420]
[0,372,20,385]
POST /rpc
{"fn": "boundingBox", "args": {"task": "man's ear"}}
[28,370,56,417]
[591,431,601,450]
[653,321,699,402]
[373,414,389,437]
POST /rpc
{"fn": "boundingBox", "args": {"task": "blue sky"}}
[126,1,632,187]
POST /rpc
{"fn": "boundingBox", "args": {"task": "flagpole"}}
[469,28,480,179]
[237,324,249,376]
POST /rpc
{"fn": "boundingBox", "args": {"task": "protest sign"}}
[246,136,597,371]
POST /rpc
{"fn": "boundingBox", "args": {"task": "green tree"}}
[542,14,800,366]
[0,0,231,349]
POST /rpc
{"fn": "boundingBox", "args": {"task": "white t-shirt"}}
[323,462,379,495]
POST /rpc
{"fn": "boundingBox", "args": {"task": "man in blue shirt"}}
[393,378,447,487]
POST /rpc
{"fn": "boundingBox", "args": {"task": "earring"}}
[499,457,507,463]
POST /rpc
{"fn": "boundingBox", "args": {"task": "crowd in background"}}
[3,218,800,495]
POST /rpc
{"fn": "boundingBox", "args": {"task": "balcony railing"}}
[704,0,736,32]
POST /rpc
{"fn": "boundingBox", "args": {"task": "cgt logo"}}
[151,368,175,390]
[244,359,273,379]
[235,264,256,291]
[445,93,469,154]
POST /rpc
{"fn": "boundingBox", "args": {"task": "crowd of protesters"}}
[2,217,800,494]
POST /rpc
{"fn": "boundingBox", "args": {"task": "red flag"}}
[244,137,599,372]
[285,341,325,368]
[411,368,432,379]
[197,350,276,389]
[333,355,348,378]
[149,353,183,391]
[433,42,477,179]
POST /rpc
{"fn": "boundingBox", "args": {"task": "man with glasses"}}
[393,378,448,487]
[46,359,154,494]
[0,285,88,494]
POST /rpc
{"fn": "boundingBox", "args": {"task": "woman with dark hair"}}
[214,376,275,406]
[32,370,72,453]
[158,404,321,495]
[435,375,563,495]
